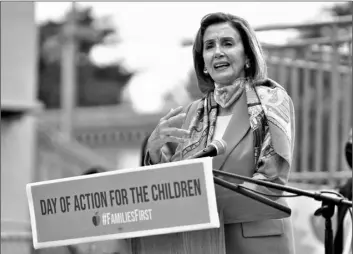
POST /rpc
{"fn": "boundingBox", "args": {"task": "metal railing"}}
[256,15,352,186]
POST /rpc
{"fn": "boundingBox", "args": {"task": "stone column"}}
[1,2,40,253]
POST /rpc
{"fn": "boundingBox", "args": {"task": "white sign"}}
[27,157,219,249]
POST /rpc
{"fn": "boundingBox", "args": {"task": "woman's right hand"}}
[147,106,190,163]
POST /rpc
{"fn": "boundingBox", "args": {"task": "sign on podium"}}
[26,157,220,250]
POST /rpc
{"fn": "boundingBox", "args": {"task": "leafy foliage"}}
[184,69,204,101]
[298,2,352,40]
[38,6,133,109]
[326,1,352,17]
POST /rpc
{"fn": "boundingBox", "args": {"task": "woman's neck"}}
[218,90,244,116]
[214,77,248,113]
[214,75,247,88]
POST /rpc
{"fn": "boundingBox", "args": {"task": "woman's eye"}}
[224,41,233,46]
[205,44,213,50]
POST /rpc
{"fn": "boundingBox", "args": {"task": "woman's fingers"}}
[168,113,187,126]
[147,134,186,154]
[161,127,190,139]
[156,127,190,145]
[162,113,186,128]
[163,135,187,144]
[148,126,189,148]
[160,106,184,122]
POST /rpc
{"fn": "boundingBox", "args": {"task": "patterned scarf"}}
[214,78,248,108]
[180,78,294,169]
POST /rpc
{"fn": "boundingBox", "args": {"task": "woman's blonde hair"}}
[192,12,267,94]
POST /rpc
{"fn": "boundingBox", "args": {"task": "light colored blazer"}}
[177,92,295,254]
[145,83,296,254]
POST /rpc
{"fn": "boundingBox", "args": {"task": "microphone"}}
[190,139,227,159]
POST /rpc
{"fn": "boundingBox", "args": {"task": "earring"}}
[203,67,208,74]
[245,61,250,69]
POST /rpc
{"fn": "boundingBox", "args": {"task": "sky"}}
[35,2,336,113]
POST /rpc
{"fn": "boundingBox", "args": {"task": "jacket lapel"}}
[213,91,251,170]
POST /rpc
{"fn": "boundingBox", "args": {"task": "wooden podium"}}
[130,213,225,254]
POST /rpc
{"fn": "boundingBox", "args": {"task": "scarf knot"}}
[214,78,249,108]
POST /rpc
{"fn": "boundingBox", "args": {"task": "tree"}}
[38,6,133,108]
[297,2,352,40]
[326,1,352,17]
[184,69,203,101]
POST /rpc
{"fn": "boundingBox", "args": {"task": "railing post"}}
[289,51,299,175]
[300,48,311,177]
[314,44,324,174]
[328,24,340,186]
[60,2,78,142]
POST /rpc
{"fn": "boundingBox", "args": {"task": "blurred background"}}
[1,2,352,254]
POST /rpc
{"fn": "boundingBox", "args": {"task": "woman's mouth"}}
[214,62,230,71]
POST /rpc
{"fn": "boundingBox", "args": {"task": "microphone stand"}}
[213,169,352,254]
[213,176,291,215]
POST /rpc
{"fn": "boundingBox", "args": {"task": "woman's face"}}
[202,22,246,86]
